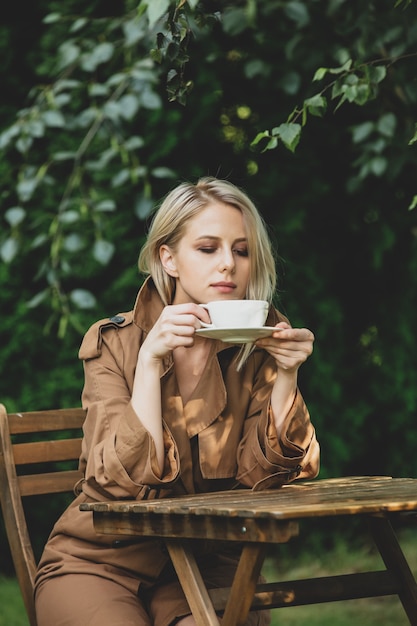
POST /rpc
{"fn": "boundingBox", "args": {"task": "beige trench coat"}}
[35,278,320,593]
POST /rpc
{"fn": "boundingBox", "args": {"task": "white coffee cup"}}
[199,300,269,328]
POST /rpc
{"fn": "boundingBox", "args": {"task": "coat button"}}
[109,315,125,324]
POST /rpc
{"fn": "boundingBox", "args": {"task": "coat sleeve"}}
[235,353,320,490]
[78,321,180,501]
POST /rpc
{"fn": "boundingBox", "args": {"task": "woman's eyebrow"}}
[195,236,248,243]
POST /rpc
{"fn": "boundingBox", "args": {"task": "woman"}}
[35,177,320,626]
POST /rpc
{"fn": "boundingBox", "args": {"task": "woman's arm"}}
[257,322,314,435]
[131,354,165,475]
[236,327,319,490]
[129,302,211,476]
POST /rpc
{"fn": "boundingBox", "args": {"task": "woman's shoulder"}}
[78,311,135,361]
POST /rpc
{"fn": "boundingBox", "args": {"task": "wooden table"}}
[80,476,417,625]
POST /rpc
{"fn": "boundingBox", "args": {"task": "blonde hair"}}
[139,177,276,301]
[138,177,277,368]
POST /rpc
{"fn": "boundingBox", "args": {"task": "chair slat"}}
[8,409,85,435]
[13,438,82,466]
[18,469,84,497]
[0,404,86,626]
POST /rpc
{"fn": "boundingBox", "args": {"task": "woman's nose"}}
[219,249,235,272]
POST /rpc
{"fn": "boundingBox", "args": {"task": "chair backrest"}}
[0,403,85,626]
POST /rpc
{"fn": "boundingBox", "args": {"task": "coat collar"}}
[133,277,165,334]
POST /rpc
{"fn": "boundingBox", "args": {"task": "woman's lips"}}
[211,282,236,294]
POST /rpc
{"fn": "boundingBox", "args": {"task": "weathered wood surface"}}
[81,476,417,520]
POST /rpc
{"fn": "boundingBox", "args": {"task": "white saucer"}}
[195,326,281,343]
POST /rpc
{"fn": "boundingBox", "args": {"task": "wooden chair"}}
[0,403,85,626]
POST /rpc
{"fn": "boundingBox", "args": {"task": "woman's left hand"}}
[256,322,314,373]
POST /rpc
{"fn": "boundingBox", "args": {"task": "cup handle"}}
[198,304,213,328]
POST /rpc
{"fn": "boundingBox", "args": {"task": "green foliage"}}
[0,577,28,626]
[0,1,176,334]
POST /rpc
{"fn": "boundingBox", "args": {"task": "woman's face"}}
[160,201,250,305]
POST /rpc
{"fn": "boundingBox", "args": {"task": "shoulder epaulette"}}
[78,311,133,360]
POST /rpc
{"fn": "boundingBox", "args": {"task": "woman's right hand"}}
[139,303,211,363]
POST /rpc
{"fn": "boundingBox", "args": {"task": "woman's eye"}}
[234,248,248,257]
[198,247,216,254]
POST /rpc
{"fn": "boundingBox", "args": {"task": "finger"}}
[163,306,211,326]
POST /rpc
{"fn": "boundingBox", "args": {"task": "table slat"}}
[81,477,417,521]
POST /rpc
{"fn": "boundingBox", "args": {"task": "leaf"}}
[0,238,19,263]
[329,59,353,75]
[103,100,122,121]
[63,233,84,252]
[111,169,130,187]
[89,83,110,97]
[43,12,61,24]
[369,156,387,177]
[0,124,20,149]
[313,67,328,82]
[409,124,417,146]
[280,71,301,95]
[42,110,66,128]
[124,136,145,151]
[70,289,97,309]
[118,94,140,120]
[222,7,248,36]
[146,0,170,29]
[151,166,176,178]
[251,130,270,147]
[408,195,417,211]
[304,94,327,117]
[59,210,80,224]
[331,78,344,99]
[58,41,81,70]
[26,290,49,308]
[16,136,33,154]
[17,178,37,202]
[106,72,128,88]
[94,200,116,212]
[5,206,26,227]
[376,112,397,138]
[54,79,81,93]
[134,196,154,219]
[351,121,374,143]
[353,83,371,106]
[70,18,88,33]
[81,42,115,72]
[93,240,115,265]
[368,65,387,84]
[53,151,77,161]
[123,18,145,47]
[141,88,162,109]
[276,123,302,152]
[54,93,72,107]
[76,108,99,128]
[284,1,310,28]
[28,119,45,138]
[30,234,48,249]
[131,165,147,181]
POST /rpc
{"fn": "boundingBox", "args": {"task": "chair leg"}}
[369,515,417,624]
